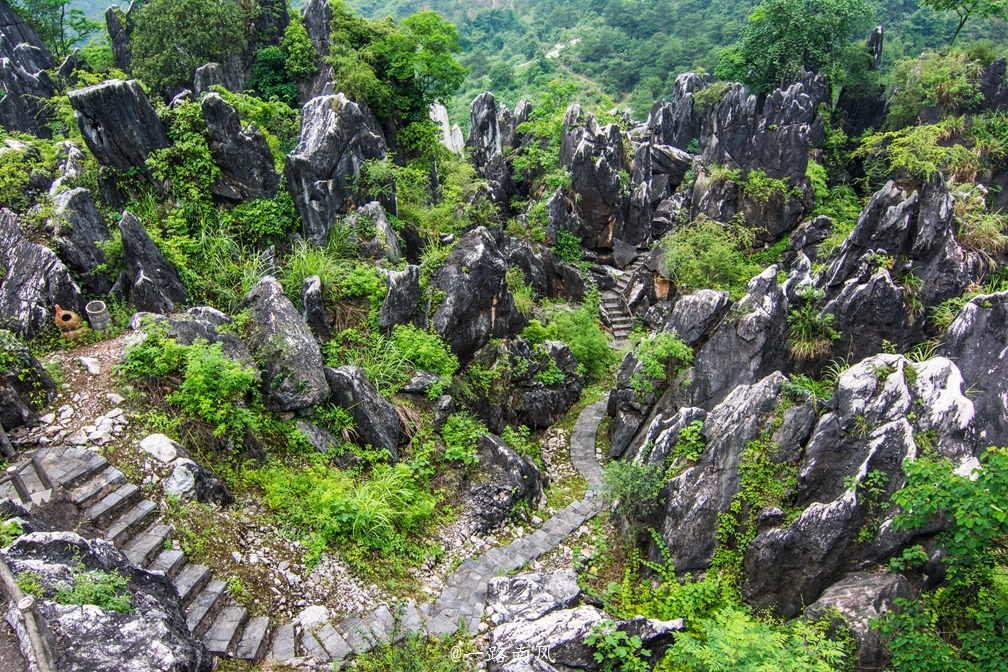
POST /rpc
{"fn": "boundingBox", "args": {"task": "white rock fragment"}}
[79,357,101,375]
[139,434,180,464]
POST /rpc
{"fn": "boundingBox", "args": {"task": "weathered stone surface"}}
[0,328,56,430]
[378,265,420,331]
[486,570,581,625]
[0,56,56,138]
[164,457,234,506]
[0,209,83,338]
[504,236,586,304]
[202,93,279,201]
[238,276,330,412]
[940,290,1008,448]
[804,570,912,671]
[105,6,132,72]
[560,106,626,249]
[0,0,52,56]
[350,200,401,263]
[284,94,386,245]
[301,0,331,56]
[301,275,331,342]
[691,168,812,244]
[824,267,911,362]
[471,433,543,532]
[664,289,730,345]
[488,606,682,672]
[52,187,112,294]
[646,72,709,149]
[193,61,243,96]
[431,227,525,361]
[294,419,360,468]
[119,211,187,314]
[468,91,514,203]
[699,76,822,183]
[127,307,253,366]
[653,372,786,572]
[2,531,215,672]
[430,101,463,154]
[68,79,170,173]
[325,365,399,461]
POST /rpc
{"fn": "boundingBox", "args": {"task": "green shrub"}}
[631,332,693,397]
[228,192,299,243]
[441,413,485,466]
[167,341,257,437]
[55,569,133,613]
[674,420,706,461]
[249,46,298,104]
[257,461,438,572]
[210,87,301,165]
[354,608,467,672]
[0,518,21,548]
[281,13,318,81]
[660,218,759,300]
[886,49,986,131]
[506,266,538,316]
[501,425,537,459]
[391,324,458,395]
[544,307,613,379]
[522,319,549,346]
[15,570,43,598]
[554,228,583,264]
[147,99,219,209]
[787,287,840,361]
[586,619,652,672]
[742,169,798,205]
[952,182,1008,255]
[601,460,666,522]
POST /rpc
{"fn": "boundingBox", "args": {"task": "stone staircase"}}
[1,445,272,662]
[1,394,614,667]
[601,256,646,347]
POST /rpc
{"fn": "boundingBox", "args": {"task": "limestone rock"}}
[68,80,170,173]
[468,91,514,203]
[0,209,83,338]
[300,275,331,342]
[0,328,56,430]
[486,570,581,625]
[202,92,279,200]
[105,6,132,72]
[119,211,187,314]
[238,276,330,412]
[164,457,234,506]
[284,94,386,246]
[378,265,420,331]
[52,187,112,294]
[325,365,399,461]
[471,433,543,532]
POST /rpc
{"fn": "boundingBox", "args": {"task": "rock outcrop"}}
[300,275,331,342]
[0,328,56,430]
[201,93,280,201]
[324,365,400,461]
[0,209,83,338]
[128,307,254,367]
[68,79,170,174]
[52,187,113,294]
[105,6,133,72]
[0,0,56,136]
[378,265,421,331]
[486,570,581,626]
[2,531,215,672]
[646,72,709,150]
[431,227,525,361]
[471,433,543,532]
[468,92,514,203]
[238,276,330,412]
[284,94,387,245]
[119,211,188,315]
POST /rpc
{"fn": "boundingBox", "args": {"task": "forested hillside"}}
[1,0,1008,669]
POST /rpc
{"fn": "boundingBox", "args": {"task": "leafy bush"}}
[228,192,299,243]
[885,48,986,131]
[602,460,666,522]
[441,413,485,466]
[674,420,706,461]
[0,518,22,547]
[210,87,301,165]
[660,218,760,300]
[506,266,538,316]
[787,287,840,360]
[952,182,1008,255]
[249,46,299,104]
[147,99,219,209]
[55,569,133,613]
[543,307,613,379]
[522,319,549,346]
[586,619,652,672]
[391,324,459,384]
[554,228,583,264]
[257,462,437,571]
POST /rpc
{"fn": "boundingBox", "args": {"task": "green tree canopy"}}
[11,0,100,58]
[131,0,254,95]
[715,0,875,95]
[327,2,465,125]
[924,0,1008,44]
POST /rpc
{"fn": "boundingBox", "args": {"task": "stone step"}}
[301,630,328,662]
[69,465,124,509]
[185,579,226,639]
[87,483,141,528]
[204,605,249,656]
[266,622,297,663]
[14,461,48,497]
[106,499,158,547]
[316,622,351,661]
[124,523,173,567]
[36,446,107,488]
[0,476,24,506]
[235,616,271,662]
[173,563,212,608]
[151,549,186,579]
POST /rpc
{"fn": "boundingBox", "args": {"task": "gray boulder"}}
[0,0,53,56]
[646,72,709,149]
[0,328,56,430]
[127,307,254,367]
[823,267,911,362]
[559,106,626,249]
[504,236,586,304]
[119,211,187,314]
[201,93,279,201]
[0,209,83,338]
[2,531,214,672]
[488,605,682,672]
[378,265,420,331]
[804,571,913,670]
[0,57,56,138]
[301,275,331,342]
[294,419,360,469]
[664,289,730,345]
[238,276,330,412]
[486,570,581,626]
[193,61,244,96]
[543,186,582,248]
[68,80,170,174]
[163,457,234,506]
[431,227,525,361]
[349,201,401,263]
[653,372,785,572]
[468,91,514,203]
[940,290,1008,448]
[699,77,822,183]
[301,0,331,55]
[325,365,400,461]
[284,94,387,245]
[105,6,132,72]
[691,167,812,244]
[471,433,543,532]
[52,187,112,294]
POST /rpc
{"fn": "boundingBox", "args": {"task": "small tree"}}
[715,0,875,95]
[11,0,100,58]
[924,0,1008,45]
